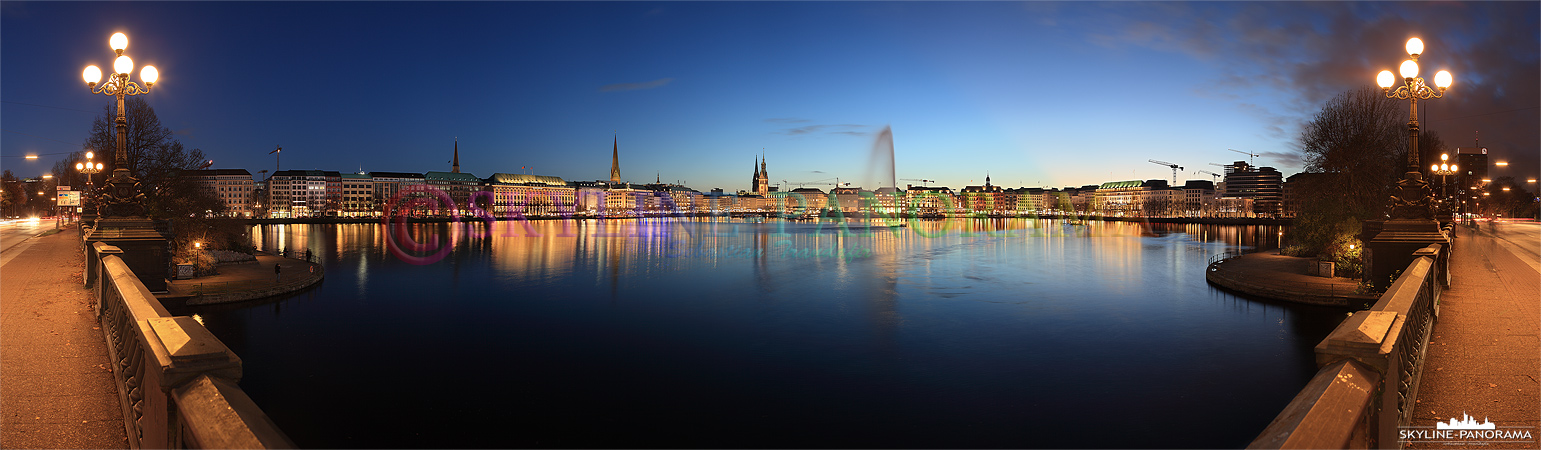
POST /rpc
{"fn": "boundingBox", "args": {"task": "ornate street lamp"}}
[75,150,104,190]
[1431,153,1458,217]
[1377,37,1452,219]
[79,32,171,293]
[82,32,158,218]
[1362,37,1456,290]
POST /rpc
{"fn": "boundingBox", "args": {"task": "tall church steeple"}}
[609,134,621,184]
[452,138,461,173]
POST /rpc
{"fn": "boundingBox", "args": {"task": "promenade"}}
[1207,251,1377,306]
[1408,225,1540,448]
[0,226,127,449]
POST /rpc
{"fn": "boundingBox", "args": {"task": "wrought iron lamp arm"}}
[86,75,152,97]
[1383,78,1443,101]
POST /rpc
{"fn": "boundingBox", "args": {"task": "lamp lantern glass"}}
[113,55,133,75]
[1405,38,1424,57]
[1434,70,1452,89]
[1399,60,1419,79]
[1377,70,1395,88]
[141,65,158,85]
[83,65,102,85]
[110,32,128,51]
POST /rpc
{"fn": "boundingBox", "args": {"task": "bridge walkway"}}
[0,226,128,448]
[1408,225,1539,448]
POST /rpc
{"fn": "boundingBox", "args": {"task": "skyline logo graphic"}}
[1436,412,1497,430]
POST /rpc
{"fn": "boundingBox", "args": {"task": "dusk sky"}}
[3,2,1537,193]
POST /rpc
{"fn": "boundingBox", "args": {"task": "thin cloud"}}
[599,78,674,92]
[764,117,812,124]
[778,123,870,137]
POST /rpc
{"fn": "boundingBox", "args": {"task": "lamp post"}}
[1362,37,1456,291]
[1431,153,1458,218]
[75,151,104,190]
[79,32,171,293]
[82,32,157,218]
[1377,37,1452,219]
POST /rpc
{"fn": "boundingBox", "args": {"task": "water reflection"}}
[209,218,1316,449]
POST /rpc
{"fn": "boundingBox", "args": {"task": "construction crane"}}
[900,178,935,187]
[1148,159,1183,185]
[1228,148,1258,166]
[1196,170,1223,182]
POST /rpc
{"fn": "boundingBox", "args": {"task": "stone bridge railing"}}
[1248,243,1444,449]
[91,242,294,449]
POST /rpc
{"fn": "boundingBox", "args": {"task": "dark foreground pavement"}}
[0,226,127,449]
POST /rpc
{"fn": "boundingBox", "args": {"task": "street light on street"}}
[1432,153,1458,217]
[75,151,104,189]
[82,32,157,218]
[1377,37,1452,219]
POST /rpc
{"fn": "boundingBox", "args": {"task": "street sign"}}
[56,185,71,191]
[57,191,80,206]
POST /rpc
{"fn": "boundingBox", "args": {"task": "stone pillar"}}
[1364,219,1448,291]
[85,218,171,292]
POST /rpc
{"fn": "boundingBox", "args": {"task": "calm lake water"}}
[184,218,1344,448]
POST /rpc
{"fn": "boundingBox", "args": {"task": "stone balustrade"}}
[1249,243,1444,449]
[92,243,293,449]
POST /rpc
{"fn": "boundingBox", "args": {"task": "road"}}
[1485,218,1540,273]
[0,218,54,255]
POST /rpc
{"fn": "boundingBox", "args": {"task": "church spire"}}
[609,134,621,184]
[452,138,460,173]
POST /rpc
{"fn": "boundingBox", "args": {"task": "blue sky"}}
[4,2,1537,192]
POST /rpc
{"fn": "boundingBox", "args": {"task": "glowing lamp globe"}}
[1399,60,1419,79]
[1434,70,1452,89]
[86,151,93,159]
[83,65,102,85]
[114,55,133,75]
[141,65,158,85]
[110,33,128,52]
[1377,70,1395,88]
[1405,38,1424,57]
[76,163,84,170]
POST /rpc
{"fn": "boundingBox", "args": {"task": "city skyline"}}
[2,2,1537,193]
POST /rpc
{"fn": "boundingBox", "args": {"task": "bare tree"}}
[84,97,219,219]
[1293,85,1447,256]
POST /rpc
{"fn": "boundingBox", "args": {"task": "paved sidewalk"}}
[0,227,127,449]
[1409,225,1540,448]
[1207,251,1377,306]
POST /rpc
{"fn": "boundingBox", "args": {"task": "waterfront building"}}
[268,169,329,218]
[1221,161,1283,217]
[1181,180,1218,218]
[959,175,1005,215]
[369,172,426,216]
[323,170,342,217]
[870,187,903,216]
[1013,187,1049,214]
[1094,180,1145,216]
[785,187,828,214]
[340,173,375,217]
[568,181,608,215]
[830,187,865,214]
[486,173,576,217]
[905,186,953,216]
[701,191,735,214]
[184,169,255,218]
[425,171,481,217]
